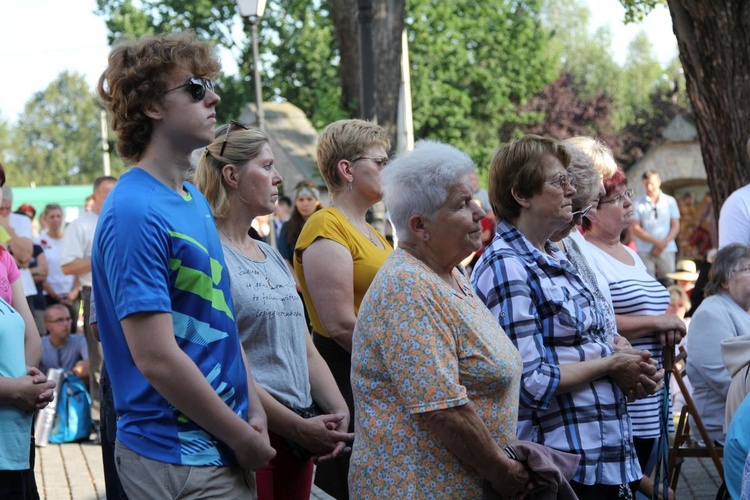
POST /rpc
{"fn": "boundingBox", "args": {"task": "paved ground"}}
[34,441,722,499]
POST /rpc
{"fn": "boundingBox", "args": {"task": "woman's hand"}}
[612,335,632,351]
[489,458,534,500]
[654,314,687,336]
[609,350,664,400]
[14,370,56,412]
[658,330,683,347]
[297,413,354,462]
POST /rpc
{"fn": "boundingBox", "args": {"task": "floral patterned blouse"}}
[349,249,523,498]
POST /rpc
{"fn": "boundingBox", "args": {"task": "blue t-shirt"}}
[0,296,32,470]
[725,392,750,499]
[92,168,248,466]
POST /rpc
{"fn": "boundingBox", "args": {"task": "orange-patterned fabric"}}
[349,249,522,498]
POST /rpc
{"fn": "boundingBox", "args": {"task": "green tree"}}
[262,0,349,130]
[620,0,750,211]
[408,0,557,165]
[11,71,126,186]
[95,0,350,130]
[615,30,666,127]
[542,0,623,98]
[95,0,249,122]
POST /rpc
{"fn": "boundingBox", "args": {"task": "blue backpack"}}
[49,373,92,444]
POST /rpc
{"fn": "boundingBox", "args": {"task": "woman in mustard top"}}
[294,119,392,499]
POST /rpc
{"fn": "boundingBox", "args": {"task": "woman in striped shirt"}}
[584,168,686,498]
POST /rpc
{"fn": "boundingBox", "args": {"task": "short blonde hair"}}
[667,285,691,311]
[194,123,268,219]
[565,136,617,180]
[489,135,570,222]
[316,120,390,192]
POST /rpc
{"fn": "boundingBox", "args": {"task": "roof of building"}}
[241,101,323,195]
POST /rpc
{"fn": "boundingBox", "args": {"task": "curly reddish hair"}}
[97,31,221,164]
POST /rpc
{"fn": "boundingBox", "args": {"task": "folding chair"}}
[666,346,724,491]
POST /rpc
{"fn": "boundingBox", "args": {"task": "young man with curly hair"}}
[92,31,275,498]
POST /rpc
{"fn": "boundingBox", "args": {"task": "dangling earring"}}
[348,182,353,191]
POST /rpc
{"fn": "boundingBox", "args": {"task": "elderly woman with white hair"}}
[349,140,532,498]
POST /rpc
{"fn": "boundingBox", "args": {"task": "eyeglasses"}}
[351,156,389,168]
[571,204,592,219]
[546,173,575,191]
[599,188,634,206]
[219,120,250,157]
[48,317,72,324]
[163,77,215,102]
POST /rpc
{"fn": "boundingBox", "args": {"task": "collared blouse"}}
[472,220,641,486]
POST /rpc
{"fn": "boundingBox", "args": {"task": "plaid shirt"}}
[471,221,641,486]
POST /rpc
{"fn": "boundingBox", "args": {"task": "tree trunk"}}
[327,0,361,116]
[326,0,405,149]
[666,0,750,214]
[372,0,405,147]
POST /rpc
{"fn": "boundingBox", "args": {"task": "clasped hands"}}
[610,350,664,402]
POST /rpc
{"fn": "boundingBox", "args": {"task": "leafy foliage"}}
[618,0,664,23]
[8,71,126,186]
[407,0,557,165]
[507,72,622,151]
[262,0,349,129]
[618,79,689,166]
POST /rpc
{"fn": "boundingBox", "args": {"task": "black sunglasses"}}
[219,120,250,157]
[163,77,215,102]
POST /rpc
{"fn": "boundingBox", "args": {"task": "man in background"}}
[61,175,117,439]
[632,170,680,280]
[39,303,89,382]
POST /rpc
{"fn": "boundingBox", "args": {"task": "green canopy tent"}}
[11,185,93,223]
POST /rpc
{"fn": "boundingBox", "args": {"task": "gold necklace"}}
[331,204,376,244]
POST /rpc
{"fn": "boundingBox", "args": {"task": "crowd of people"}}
[2,29,750,500]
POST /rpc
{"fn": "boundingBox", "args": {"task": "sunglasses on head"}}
[219,120,250,157]
[163,76,215,102]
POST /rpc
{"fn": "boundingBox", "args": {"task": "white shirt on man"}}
[719,184,750,248]
[60,211,99,287]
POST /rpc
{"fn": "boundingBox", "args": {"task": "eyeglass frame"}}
[350,156,389,168]
[219,120,250,157]
[163,76,215,102]
[47,317,72,324]
[599,188,634,206]
[546,173,575,191]
[571,204,593,219]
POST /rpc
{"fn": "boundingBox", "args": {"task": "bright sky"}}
[0,0,677,124]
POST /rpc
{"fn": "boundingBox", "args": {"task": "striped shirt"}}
[472,221,641,486]
[586,242,672,438]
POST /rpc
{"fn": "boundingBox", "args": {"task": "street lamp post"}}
[357,0,376,122]
[236,0,267,130]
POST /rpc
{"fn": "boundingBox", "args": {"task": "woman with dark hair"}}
[687,243,750,445]
[278,180,323,289]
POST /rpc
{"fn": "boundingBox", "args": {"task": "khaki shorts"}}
[115,440,256,499]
